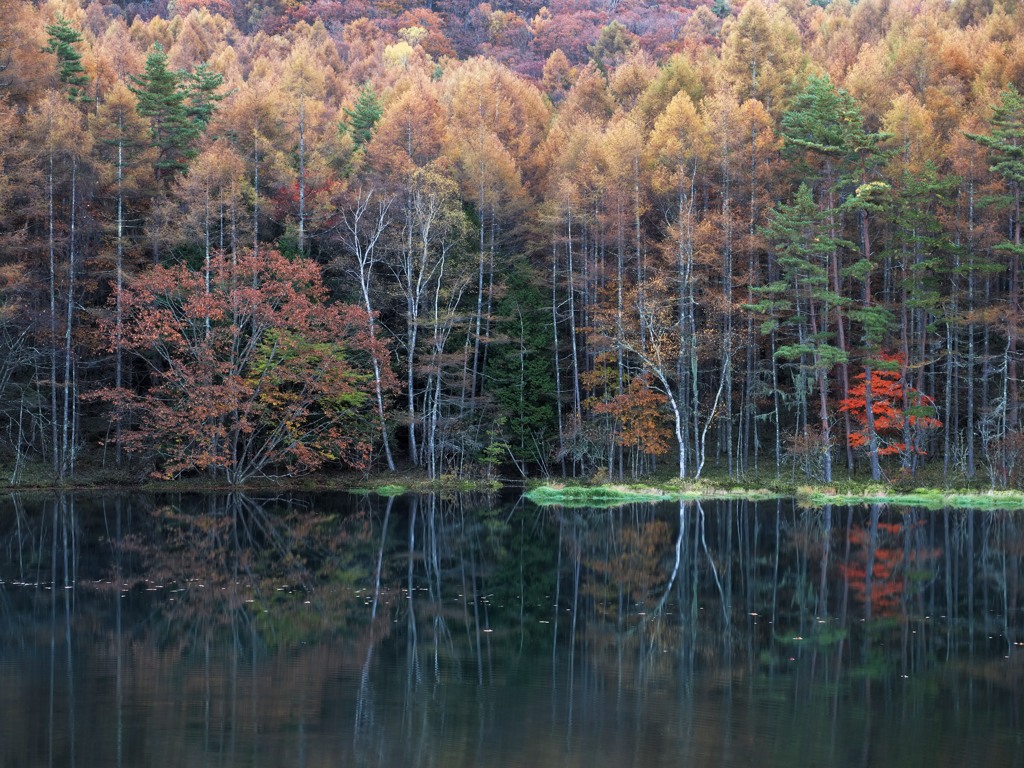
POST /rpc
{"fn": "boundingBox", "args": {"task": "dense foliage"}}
[3,0,1024,484]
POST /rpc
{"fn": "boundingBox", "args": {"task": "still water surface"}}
[1,492,1022,767]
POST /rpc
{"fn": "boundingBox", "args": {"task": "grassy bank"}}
[524,481,782,508]
[525,479,1024,510]
[795,486,1024,509]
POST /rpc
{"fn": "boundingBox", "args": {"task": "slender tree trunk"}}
[565,198,582,430]
[1010,186,1021,429]
[114,123,125,464]
[552,240,565,475]
[825,165,853,473]
[469,103,487,410]
[48,130,59,475]
[405,186,420,467]
[968,244,976,477]
[771,329,781,479]
[345,192,395,470]
[61,157,78,481]
[252,129,259,259]
[719,109,734,479]
[676,163,696,478]
[615,200,626,481]
[809,302,833,483]
[864,362,881,481]
[863,275,881,482]
[297,95,305,256]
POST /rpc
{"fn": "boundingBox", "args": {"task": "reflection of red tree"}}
[839,519,940,616]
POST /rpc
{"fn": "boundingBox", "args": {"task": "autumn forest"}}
[3,0,1024,486]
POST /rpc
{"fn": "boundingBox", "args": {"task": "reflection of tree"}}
[116,493,351,652]
[838,510,940,619]
[583,509,670,621]
[353,495,392,754]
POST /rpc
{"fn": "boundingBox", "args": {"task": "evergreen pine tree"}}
[130,44,197,180]
[966,85,1024,264]
[43,14,90,102]
[341,84,382,151]
[782,75,886,174]
[967,85,1024,193]
[484,262,558,471]
[763,184,848,350]
[966,84,1024,429]
[184,62,224,133]
[782,74,890,475]
[762,183,851,481]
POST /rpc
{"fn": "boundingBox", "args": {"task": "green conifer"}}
[130,44,197,180]
[43,14,90,102]
[341,84,382,151]
[966,84,1024,259]
[184,62,224,133]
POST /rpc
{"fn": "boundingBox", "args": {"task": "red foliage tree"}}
[98,249,395,483]
[838,353,942,460]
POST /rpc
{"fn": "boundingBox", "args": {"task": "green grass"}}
[526,479,1024,510]
[525,482,782,508]
[525,485,671,507]
[799,487,1024,509]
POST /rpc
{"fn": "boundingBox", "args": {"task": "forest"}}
[2,0,1024,487]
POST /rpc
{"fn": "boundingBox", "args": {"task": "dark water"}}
[1,492,1022,767]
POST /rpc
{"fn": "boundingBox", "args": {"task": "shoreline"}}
[0,466,511,496]
[524,482,1024,509]
[6,467,1024,509]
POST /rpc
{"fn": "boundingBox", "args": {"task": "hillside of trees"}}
[3,0,1024,486]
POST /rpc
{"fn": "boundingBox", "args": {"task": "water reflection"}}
[1,493,1023,767]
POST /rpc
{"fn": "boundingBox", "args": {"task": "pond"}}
[0,492,1022,767]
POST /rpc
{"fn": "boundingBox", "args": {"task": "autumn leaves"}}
[5,0,1024,484]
